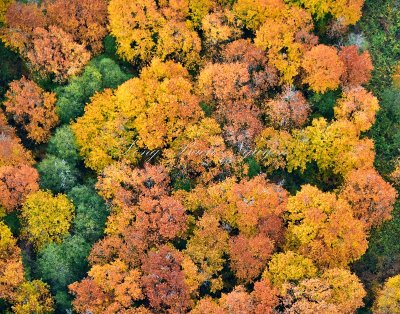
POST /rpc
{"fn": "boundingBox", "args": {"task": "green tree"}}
[37,156,79,194]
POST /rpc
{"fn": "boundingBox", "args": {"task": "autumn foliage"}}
[0,0,397,313]
[4,77,58,143]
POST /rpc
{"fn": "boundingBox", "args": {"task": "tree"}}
[201,10,243,56]
[72,59,202,172]
[0,112,34,167]
[21,190,75,249]
[255,5,317,83]
[27,26,91,82]
[232,0,285,31]
[251,278,279,314]
[71,89,138,172]
[141,245,192,313]
[156,20,201,70]
[96,162,170,212]
[0,0,13,23]
[45,0,108,54]
[0,221,24,301]
[0,164,39,213]
[302,44,345,93]
[4,77,58,143]
[108,0,164,64]
[339,45,373,87]
[285,185,368,268]
[37,155,79,193]
[288,0,365,26]
[340,168,397,229]
[185,213,229,293]
[12,280,54,314]
[162,117,245,185]
[1,2,47,53]
[47,125,80,166]
[219,286,255,313]
[69,259,143,314]
[264,87,311,130]
[334,86,380,132]
[266,251,317,288]
[56,57,130,123]
[284,268,365,313]
[36,235,91,292]
[68,185,108,243]
[374,274,400,314]
[197,45,277,149]
[228,234,274,283]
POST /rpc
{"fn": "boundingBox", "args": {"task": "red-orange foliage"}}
[45,0,108,54]
[339,45,373,87]
[302,44,345,93]
[220,286,255,313]
[264,87,311,130]
[141,245,192,313]
[341,168,397,229]
[97,162,170,211]
[69,260,143,314]
[4,77,58,143]
[0,112,33,167]
[198,41,278,149]
[252,278,279,314]
[229,234,274,283]
[2,2,47,53]
[27,26,91,82]
[0,165,39,213]
[0,222,24,302]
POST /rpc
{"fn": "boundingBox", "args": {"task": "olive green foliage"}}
[55,56,130,123]
[37,155,79,193]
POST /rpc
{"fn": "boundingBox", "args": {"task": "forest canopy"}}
[0,0,400,313]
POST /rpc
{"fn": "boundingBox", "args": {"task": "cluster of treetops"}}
[0,0,400,313]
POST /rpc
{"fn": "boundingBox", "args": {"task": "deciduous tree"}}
[141,245,192,313]
[45,0,108,54]
[302,44,345,93]
[69,259,143,314]
[0,164,39,213]
[285,185,368,268]
[12,280,54,314]
[4,77,58,143]
[264,88,311,130]
[374,274,400,314]
[340,168,397,229]
[334,86,380,132]
[339,45,373,87]
[0,222,24,301]
[1,2,46,53]
[255,5,317,83]
[27,26,91,82]
[21,190,75,249]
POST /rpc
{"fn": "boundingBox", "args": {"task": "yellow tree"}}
[233,0,285,31]
[285,185,368,268]
[0,0,13,23]
[374,274,400,314]
[12,280,54,314]
[73,59,202,172]
[255,5,317,83]
[21,190,75,249]
[108,0,163,63]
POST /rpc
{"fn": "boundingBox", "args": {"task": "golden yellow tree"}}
[21,190,75,249]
